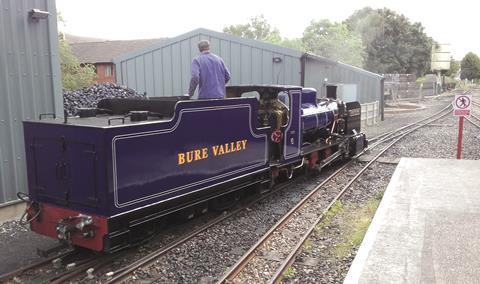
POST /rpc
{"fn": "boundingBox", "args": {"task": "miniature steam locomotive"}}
[22,85,366,252]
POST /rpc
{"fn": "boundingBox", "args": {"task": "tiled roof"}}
[70,38,166,63]
[63,33,105,43]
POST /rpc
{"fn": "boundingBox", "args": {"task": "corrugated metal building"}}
[302,54,384,105]
[0,0,62,206]
[113,29,383,119]
[113,28,303,97]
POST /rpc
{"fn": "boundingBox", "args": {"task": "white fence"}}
[361,101,380,126]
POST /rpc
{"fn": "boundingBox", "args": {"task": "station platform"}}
[344,158,480,283]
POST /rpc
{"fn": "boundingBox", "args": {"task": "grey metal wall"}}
[303,55,383,104]
[114,29,303,97]
[0,0,62,205]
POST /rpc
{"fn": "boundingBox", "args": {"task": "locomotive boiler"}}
[21,85,366,252]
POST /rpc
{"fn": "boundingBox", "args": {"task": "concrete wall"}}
[0,0,62,205]
[114,28,303,97]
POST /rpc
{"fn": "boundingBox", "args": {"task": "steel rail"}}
[104,180,296,284]
[217,104,453,284]
[364,104,452,152]
[466,91,480,128]
[216,161,354,283]
[49,253,120,284]
[466,115,480,128]
[268,107,453,284]
[0,249,75,282]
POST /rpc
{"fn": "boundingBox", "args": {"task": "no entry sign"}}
[452,94,472,117]
[452,92,473,159]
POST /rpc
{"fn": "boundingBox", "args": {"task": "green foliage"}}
[59,39,96,91]
[303,239,313,252]
[315,200,344,232]
[224,15,281,43]
[416,76,427,83]
[345,8,433,76]
[280,38,306,51]
[224,15,305,51]
[58,13,95,91]
[460,52,480,80]
[302,19,365,67]
[224,9,436,73]
[283,267,296,279]
[444,58,460,77]
[332,197,381,258]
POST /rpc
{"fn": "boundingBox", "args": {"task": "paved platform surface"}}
[344,158,480,284]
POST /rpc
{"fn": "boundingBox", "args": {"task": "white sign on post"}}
[452,94,472,117]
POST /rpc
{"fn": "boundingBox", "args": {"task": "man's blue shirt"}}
[188,51,231,99]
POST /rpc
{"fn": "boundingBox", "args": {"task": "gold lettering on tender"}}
[179,140,248,166]
[186,151,193,163]
[194,149,202,161]
[178,153,186,165]
[241,140,247,150]
[236,141,242,151]
[212,145,219,156]
[202,147,208,159]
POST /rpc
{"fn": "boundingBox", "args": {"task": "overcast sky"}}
[56,0,476,60]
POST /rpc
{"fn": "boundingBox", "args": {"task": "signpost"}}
[452,93,472,159]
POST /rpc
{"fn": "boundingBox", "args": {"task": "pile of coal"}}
[63,83,145,115]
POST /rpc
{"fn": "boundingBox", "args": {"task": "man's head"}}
[198,40,210,52]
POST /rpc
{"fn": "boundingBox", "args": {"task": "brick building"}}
[69,38,164,83]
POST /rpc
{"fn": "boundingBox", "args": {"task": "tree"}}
[444,57,460,77]
[224,15,305,51]
[345,8,433,76]
[224,15,281,43]
[280,38,305,51]
[460,52,480,80]
[59,39,96,91]
[302,19,365,67]
[57,13,96,91]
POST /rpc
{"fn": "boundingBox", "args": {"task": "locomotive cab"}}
[227,85,299,162]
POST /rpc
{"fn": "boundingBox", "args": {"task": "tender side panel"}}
[107,99,269,213]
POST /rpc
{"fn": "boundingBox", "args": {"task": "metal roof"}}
[302,53,384,80]
[112,28,381,81]
[113,28,304,64]
[63,33,105,43]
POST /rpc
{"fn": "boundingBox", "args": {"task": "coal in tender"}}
[63,83,146,116]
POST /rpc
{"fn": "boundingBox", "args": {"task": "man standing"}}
[188,40,231,99]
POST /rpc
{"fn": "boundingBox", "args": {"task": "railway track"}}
[466,115,480,128]
[101,179,300,284]
[2,181,299,283]
[1,102,455,283]
[0,246,115,284]
[0,249,76,282]
[466,94,480,128]
[217,104,452,283]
